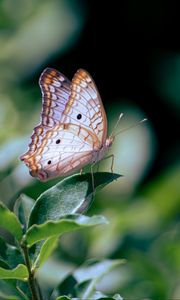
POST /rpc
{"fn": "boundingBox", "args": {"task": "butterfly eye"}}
[47,160,51,165]
[56,139,61,144]
[77,114,82,120]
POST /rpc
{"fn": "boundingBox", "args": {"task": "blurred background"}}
[0,0,179,299]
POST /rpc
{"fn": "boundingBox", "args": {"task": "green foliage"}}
[55,297,71,300]
[0,172,122,300]
[0,202,23,241]
[28,172,120,226]
[0,279,24,300]
[33,237,58,269]
[14,194,35,233]
[51,259,124,300]
[26,214,107,247]
[0,264,28,281]
[74,259,124,300]
[0,236,23,268]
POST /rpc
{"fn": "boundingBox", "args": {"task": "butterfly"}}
[20,68,119,181]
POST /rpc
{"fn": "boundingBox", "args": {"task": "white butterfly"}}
[20,68,115,181]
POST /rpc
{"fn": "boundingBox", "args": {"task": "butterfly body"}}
[20,68,113,181]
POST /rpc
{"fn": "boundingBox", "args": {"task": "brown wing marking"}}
[62,69,108,144]
[20,124,100,177]
[39,68,71,127]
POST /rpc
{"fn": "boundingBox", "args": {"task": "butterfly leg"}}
[96,162,100,172]
[90,163,96,192]
[80,168,83,175]
[110,154,115,173]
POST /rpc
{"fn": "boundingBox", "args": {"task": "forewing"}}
[61,69,108,144]
[39,68,71,127]
[20,68,71,160]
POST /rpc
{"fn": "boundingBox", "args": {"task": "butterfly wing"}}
[61,69,108,144]
[20,68,71,159]
[20,68,107,180]
[21,124,100,181]
[39,68,107,143]
[39,68,71,127]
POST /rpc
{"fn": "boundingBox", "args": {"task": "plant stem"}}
[21,243,41,300]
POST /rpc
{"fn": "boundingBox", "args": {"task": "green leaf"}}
[75,280,123,299]
[74,260,125,298]
[0,259,9,269]
[51,259,125,300]
[74,260,125,300]
[33,236,58,268]
[16,281,30,300]
[0,280,23,300]
[75,281,123,299]
[112,295,123,300]
[0,202,23,241]
[51,275,77,299]
[55,297,71,300]
[74,259,126,283]
[14,194,35,232]
[27,173,118,266]
[0,264,28,281]
[26,214,107,247]
[28,172,120,226]
[83,290,107,300]
[79,292,123,300]
[75,279,95,299]
[0,236,23,269]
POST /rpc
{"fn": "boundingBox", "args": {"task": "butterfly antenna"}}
[110,113,124,138]
[114,118,147,137]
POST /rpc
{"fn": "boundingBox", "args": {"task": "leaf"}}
[0,236,24,269]
[0,202,23,241]
[74,259,126,283]
[26,214,107,247]
[0,280,23,300]
[0,264,28,281]
[14,194,35,232]
[55,297,71,300]
[86,293,123,300]
[75,281,123,299]
[0,259,9,269]
[75,280,124,300]
[51,275,77,299]
[27,173,118,266]
[112,295,123,300]
[75,279,95,299]
[74,260,125,300]
[28,172,120,226]
[51,259,125,300]
[33,236,58,268]
[16,281,31,300]
[84,290,107,300]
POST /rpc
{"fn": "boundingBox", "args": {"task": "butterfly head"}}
[105,136,114,148]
